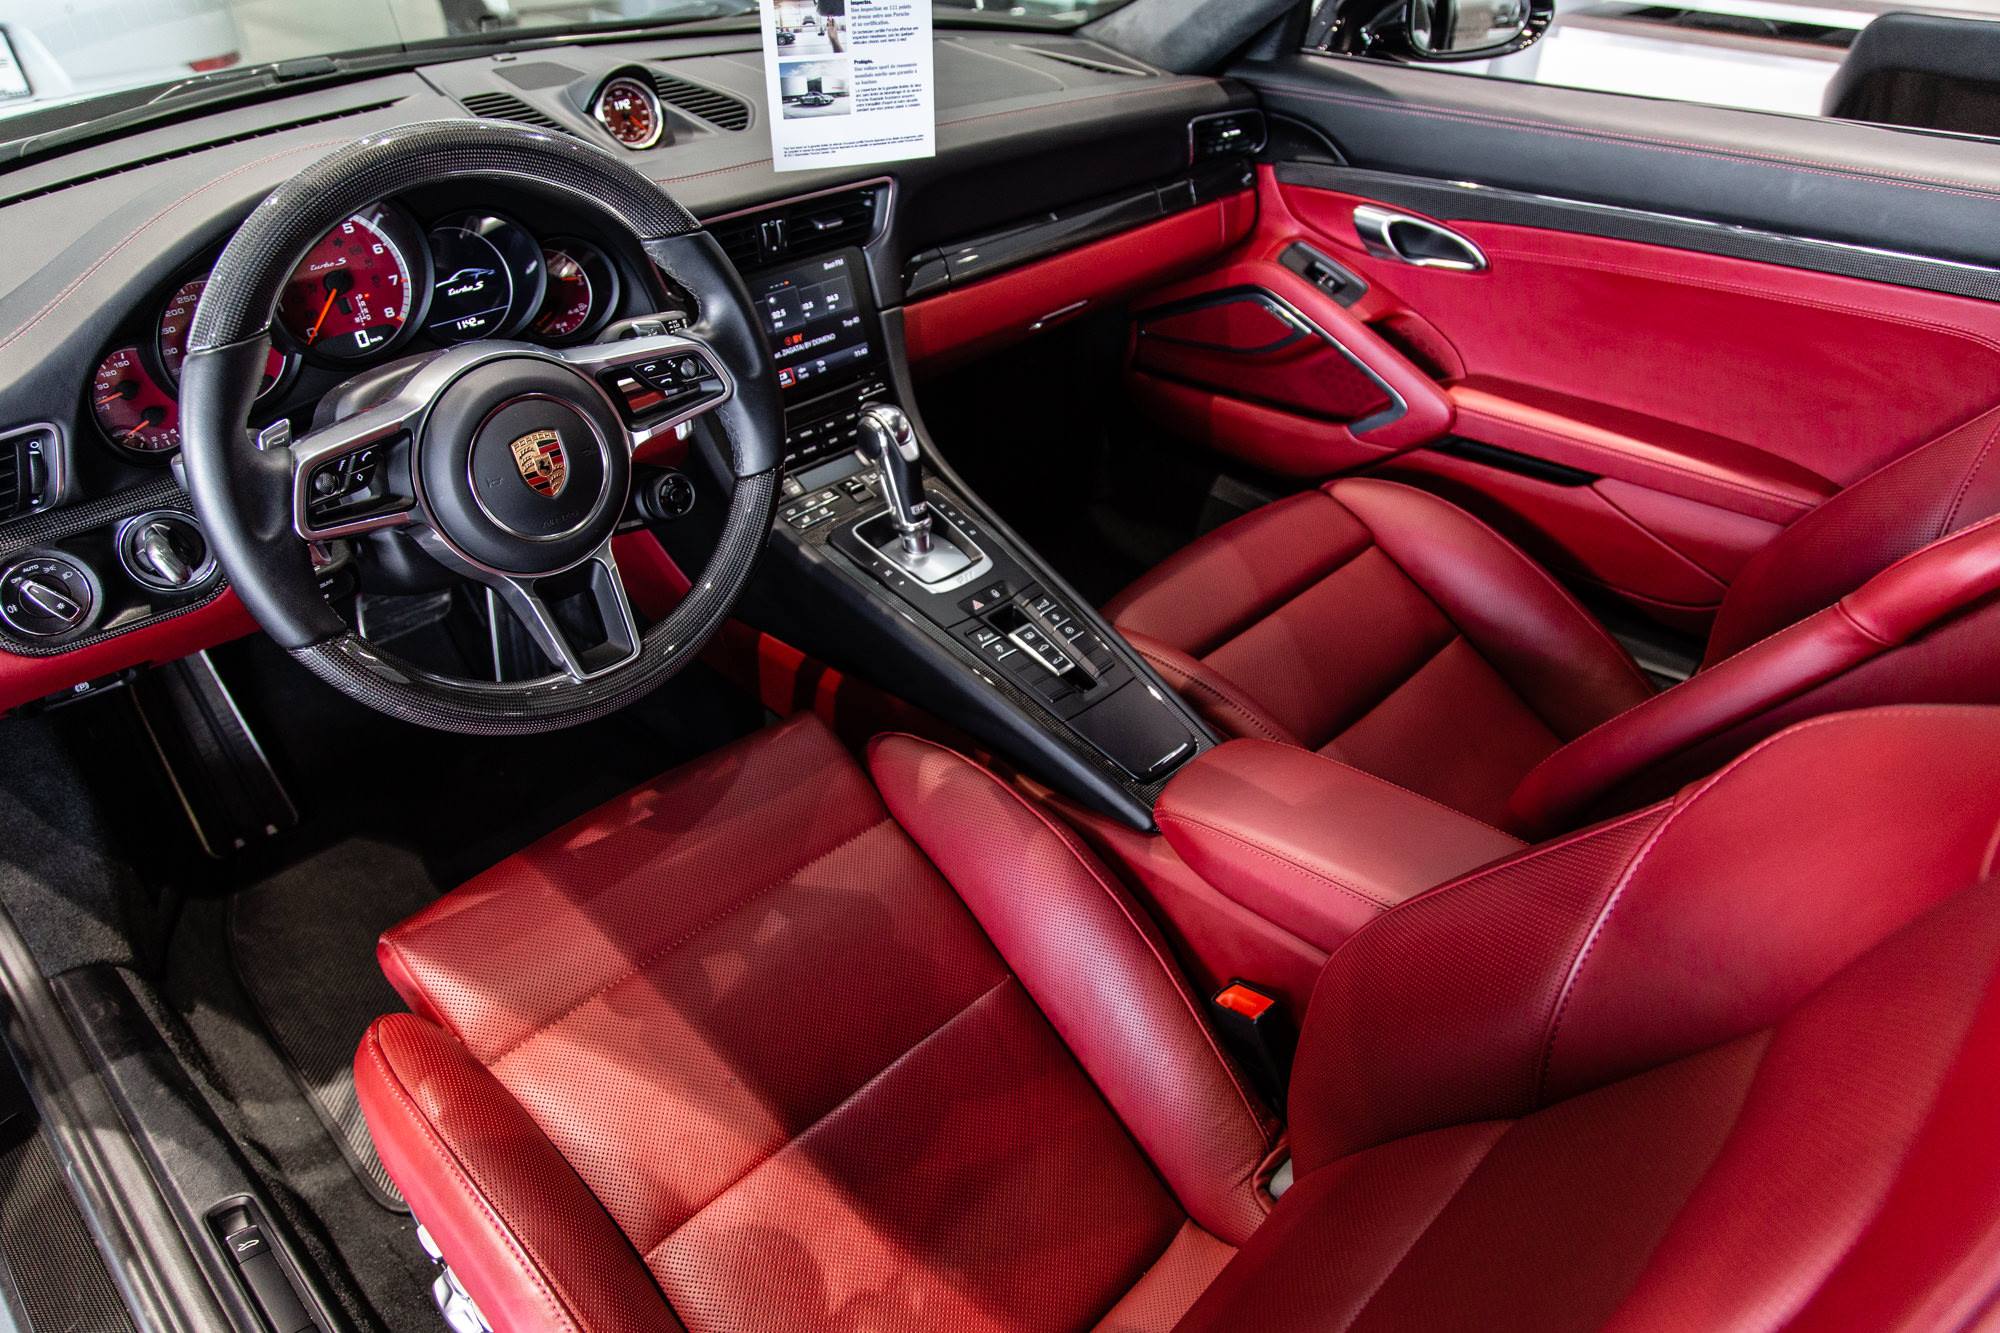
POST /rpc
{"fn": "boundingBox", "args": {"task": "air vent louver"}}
[648,71,751,131]
[0,427,53,522]
[0,440,20,523]
[0,101,401,207]
[708,187,880,273]
[460,91,573,134]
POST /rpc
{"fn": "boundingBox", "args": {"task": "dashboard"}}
[84,190,665,461]
[0,25,1253,711]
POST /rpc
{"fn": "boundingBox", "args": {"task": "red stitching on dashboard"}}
[0,137,354,353]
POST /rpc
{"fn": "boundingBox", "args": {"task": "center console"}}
[711,239,1215,828]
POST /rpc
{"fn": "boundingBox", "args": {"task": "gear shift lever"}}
[859,404,931,557]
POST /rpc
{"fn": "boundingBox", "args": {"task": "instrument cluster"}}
[87,199,630,459]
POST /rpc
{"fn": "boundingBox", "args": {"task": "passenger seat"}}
[1108,408,2000,835]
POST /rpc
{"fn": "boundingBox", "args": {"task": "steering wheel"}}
[179,120,783,734]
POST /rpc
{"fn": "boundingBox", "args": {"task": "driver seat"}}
[356,708,2000,1331]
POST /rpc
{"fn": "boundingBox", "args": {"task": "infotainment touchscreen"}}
[751,250,876,396]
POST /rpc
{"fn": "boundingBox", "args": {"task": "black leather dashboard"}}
[0,29,1248,512]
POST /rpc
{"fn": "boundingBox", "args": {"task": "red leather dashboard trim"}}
[0,591,256,714]
[903,198,1251,369]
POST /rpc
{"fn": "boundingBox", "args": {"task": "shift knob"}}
[859,403,931,556]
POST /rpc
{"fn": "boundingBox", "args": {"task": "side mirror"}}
[1406,0,1549,59]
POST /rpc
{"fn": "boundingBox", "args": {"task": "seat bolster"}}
[1502,606,1885,838]
[353,1014,682,1333]
[1325,477,1655,739]
[1290,708,2000,1173]
[866,733,1277,1246]
[1118,629,1302,747]
[1704,402,2000,666]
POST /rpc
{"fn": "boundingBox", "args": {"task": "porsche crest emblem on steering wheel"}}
[509,429,569,499]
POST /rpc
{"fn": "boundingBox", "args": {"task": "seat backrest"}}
[1174,707,2000,1331]
[1702,403,2000,667]
[1506,513,2000,834]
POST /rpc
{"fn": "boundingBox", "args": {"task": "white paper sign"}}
[757,0,935,172]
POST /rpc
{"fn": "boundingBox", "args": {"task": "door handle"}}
[1352,205,1487,272]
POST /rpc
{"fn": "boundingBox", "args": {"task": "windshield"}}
[0,0,1135,119]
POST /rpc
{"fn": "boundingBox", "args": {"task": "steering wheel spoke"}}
[290,391,425,542]
[559,330,736,451]
[479,540,643,682]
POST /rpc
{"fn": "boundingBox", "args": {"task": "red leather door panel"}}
[1131,291,1396,424]
[1127,165,2000,630]
[1127,259,1454,475]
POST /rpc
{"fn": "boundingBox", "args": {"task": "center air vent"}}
[460,91,573,135]
[648,70,752,131]
[709,187,881,272]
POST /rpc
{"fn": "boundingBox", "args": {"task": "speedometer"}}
[158,275,291,397]
[276,204,428,363]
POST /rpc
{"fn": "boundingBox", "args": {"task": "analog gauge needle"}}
[306,269,355,345]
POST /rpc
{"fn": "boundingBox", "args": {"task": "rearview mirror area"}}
[1308,0,1553,64]
[1409,0,1541,57]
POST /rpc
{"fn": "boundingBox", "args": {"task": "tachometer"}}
[531,239,620,343]
[423,213,546,345]
[276,203,427,363]
[91,345,180,454]
[158,275,291,397]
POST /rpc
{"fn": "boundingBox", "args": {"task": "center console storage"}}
[1155,739,1525,952]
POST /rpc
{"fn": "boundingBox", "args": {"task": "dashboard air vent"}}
[1012,43,1152,77]
[648,71,751,131]
[0,101,402,207]
[460,91,574,135]
[0,427,55,523]
[708,186,880,273]
[0,442,19,521]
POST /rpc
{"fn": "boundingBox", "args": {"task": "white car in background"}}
[0,0,243,115]
[1481,0,2000,114]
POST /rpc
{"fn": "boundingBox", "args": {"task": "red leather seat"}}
[1110,410,2000,833]
[355,714,1277,1333]
[356,706,2000,1331]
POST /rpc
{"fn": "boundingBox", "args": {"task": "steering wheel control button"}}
[1,555,97,638]
[605,350,725,422]
[469,397,605,541]
[118,511,218,593]
[639,470,697,523]
[306,440,408,528]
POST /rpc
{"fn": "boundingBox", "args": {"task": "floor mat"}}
[228,839,439,1210]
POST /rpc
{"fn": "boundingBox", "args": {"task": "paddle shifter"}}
[859,403,931,557]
